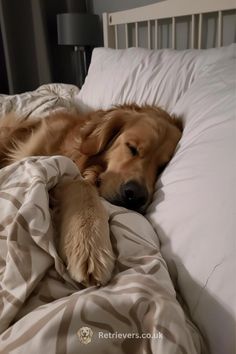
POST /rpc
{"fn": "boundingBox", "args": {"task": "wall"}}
[87,0,160,14]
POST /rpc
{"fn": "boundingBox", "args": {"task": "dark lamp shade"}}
[57,13,100,46]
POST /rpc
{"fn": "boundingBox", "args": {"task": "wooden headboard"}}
[103,0,236,49]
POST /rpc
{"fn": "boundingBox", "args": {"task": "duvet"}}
[0,84,204,353]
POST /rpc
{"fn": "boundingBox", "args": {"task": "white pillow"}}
[146,58,236,354]
[76,44,236,112]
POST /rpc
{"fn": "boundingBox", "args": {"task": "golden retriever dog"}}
[0,104,182,286]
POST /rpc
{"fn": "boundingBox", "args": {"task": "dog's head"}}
[80,104,182,212]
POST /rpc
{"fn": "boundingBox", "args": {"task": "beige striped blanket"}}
[0,156,204,353]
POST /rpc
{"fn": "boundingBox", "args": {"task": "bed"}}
[0,1,235,353]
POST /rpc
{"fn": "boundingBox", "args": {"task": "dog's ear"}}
[79,111,125,156]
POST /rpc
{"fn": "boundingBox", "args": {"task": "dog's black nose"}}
[120,181,148,211]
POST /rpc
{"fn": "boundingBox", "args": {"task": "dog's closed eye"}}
[126,142,139,157]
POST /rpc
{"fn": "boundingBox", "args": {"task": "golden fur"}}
[0,104,182,286]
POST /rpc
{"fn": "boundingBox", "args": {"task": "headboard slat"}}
[147,21,151,49]
[135,22,139,47]
[198,13,203,49]
[125,24,129,48]
[114,25,118,49]
[154,20,158,49]
[191,15,195,49]
[172,17,176,49]
[218,11,222,47]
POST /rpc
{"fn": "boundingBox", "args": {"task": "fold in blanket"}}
[0,156,204,353]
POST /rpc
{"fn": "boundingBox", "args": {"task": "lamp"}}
[57,13,100,88]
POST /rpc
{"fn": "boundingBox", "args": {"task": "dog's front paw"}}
[59,204,115,287]
[55,179,115,287]
[67,231,115,287]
